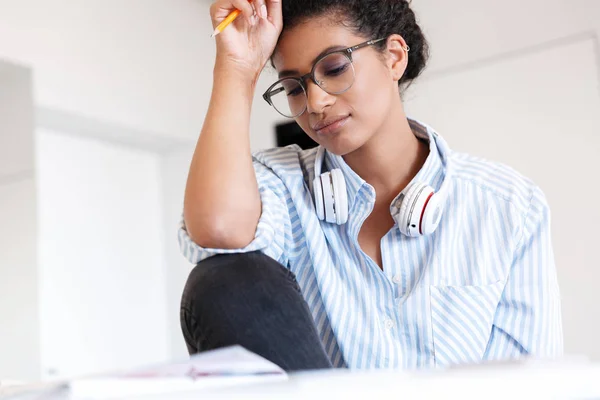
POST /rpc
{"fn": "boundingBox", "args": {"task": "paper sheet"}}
[68,346,287,399]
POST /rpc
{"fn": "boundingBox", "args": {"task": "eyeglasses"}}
[263,37,402,118]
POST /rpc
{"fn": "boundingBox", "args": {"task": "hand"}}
[210,0,283,79]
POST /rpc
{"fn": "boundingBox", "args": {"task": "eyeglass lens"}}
[268,52,355,118]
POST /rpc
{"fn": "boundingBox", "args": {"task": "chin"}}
[320,137,364,157]
[306,119,370,156]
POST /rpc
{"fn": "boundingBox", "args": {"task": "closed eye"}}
[324,63,350,77]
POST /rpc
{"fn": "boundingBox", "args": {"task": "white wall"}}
[160,147,195,361]
[36,130,170,379]
[411,0,600,72]
[0,63,34,176]
[0,60,40,381]
[0,0,283,151]
[0,179,39,380]
[0,0,211,142]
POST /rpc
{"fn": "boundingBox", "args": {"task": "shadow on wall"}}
[275,121,318,150]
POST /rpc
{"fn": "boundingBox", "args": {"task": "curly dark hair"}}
[277,0,429,89]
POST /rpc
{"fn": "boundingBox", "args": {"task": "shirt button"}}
[392,275,402,284]
[384,318,394,330]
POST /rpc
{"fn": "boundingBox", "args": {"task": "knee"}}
[181,251,298,312]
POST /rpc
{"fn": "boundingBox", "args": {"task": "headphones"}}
[312,130,452,237]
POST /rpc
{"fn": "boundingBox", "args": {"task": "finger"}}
[252,0,267,19]
[212,0,255,25]
[265,0,282,26]
[230,0,255,24]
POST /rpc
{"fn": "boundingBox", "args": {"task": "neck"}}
[342,105,429,202]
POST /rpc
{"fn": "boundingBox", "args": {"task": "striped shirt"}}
[178,118,563,369]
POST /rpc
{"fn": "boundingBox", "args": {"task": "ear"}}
[385,34,410,82]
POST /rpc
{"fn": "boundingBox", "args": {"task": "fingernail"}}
[261,5,267,18]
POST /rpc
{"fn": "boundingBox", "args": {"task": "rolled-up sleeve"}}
[483,186,563,360]
[178,159,292,267]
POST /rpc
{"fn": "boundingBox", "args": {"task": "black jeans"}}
[180,251,333,371]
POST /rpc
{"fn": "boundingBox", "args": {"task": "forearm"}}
[184,64,261,248]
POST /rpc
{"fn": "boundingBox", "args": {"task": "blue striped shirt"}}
[178,118,563,369]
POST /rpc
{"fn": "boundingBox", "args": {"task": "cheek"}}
[346,65,391,121]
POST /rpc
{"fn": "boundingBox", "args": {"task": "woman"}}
[179,0,563,370]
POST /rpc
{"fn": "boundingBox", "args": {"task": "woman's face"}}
[272,17,399,156]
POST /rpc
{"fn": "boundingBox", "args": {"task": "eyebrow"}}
[278,45,347,78]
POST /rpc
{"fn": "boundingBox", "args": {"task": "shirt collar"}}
[323,118,448,211]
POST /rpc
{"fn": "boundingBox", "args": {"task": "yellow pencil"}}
[211,1,253,38]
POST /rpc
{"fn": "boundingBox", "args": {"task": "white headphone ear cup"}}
[420,193,444,235]
[330,168,348,224]
[313,175,325,221]
[398,182,421,236]
[320,171,336,223]
[398,182,434,237]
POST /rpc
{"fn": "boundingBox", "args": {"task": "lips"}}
[312,115,350,134]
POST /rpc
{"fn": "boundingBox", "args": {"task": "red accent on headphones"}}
[419,192,435,235]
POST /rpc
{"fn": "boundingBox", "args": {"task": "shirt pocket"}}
[429,280,505,367]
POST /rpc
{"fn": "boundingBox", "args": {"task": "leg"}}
[180,251,333,371]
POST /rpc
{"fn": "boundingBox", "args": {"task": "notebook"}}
[68,346,287,399]
[1,346,286,400]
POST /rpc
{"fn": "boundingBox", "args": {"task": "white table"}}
[18,357,598,400]
[124,359,600,400]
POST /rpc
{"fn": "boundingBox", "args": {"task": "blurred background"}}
[1,0,599,382]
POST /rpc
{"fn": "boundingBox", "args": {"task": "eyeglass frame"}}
[262,37,408,118]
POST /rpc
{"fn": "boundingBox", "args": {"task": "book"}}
[67,346,287,399]
[1,346,286,400]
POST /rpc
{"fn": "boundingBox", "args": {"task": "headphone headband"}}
[425,131,452,203]
[314,145,326,179]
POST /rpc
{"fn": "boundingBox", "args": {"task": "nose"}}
[305,79,335,114]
